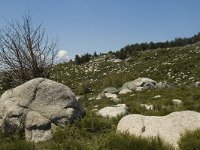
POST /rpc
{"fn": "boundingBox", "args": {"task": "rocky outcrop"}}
[117,111,200,148]
[0,78,85,142]
[97,104,128,118]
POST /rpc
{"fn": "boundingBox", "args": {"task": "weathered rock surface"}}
[140,104,154,110]
[97,87,118,99]
[0,78,85,142]
[97,104,128,118]
[117,111,200,148]
[172,99,183,106]
[102,87,118,94]
[113,59,122,63]
[156,82,171,89]
[119,88,132,94]
[121,78,156,90]
[104,93,118,99]
[153,95,161,99]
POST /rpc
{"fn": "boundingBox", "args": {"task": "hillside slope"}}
[51,44,200,95]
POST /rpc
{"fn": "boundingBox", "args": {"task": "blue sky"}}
[0,0,200,58]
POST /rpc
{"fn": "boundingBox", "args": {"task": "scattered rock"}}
[140,104,154,110]
[156,82,171,89]
[172,99,183,106]
[104,93,118,99]
[113,59,122,63]
[130,94,136,97]
[153,95,161,99]
[102,87,118,94]
[97,104,128,118]
[121,78,156,91]
[88,97,96,101]
[117,111,200,148]
[111,97,120,103]
[94,105,99,108]
[91,109,98,112]
[119,88,132,94]
[0,78,85,142]
[96,95,102,100]
[195,81,200,87]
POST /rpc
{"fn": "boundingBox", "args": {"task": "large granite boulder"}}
[117,111,200,148]
[121,78,156,91]
[0,78,85,142]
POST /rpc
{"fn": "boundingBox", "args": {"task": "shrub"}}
[102,74,123,88]
[0,141,35,150]
[99,133,174,150]
[75,82,91,95]
[0,130,34,150]
[75,113,114,133]
[178,129,200,150]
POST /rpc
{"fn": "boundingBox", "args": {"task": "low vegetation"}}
[178,129,200,150]
[0,37,200,149]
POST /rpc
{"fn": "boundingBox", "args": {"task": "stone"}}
[0,78,85,142]
[153,95,161,99]
[195,81,200,87]
[113,59,122,63]
[117,111,200,148]
[88,97,95,101]
[97,104,128,118]
[172,99,183,106]
[119,88,132,94]
[104,93,118,99]
[140,104,154,110]
[156,82,171,89]
[111,97,120,103]
[121,78,156,91]
[102,87,118,94]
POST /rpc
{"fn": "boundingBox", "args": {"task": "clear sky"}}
[0,0,200,59]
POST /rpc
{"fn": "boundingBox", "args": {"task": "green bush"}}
[102,74,123,88]
[0,141,35,150]
[75,113,114,133]
[99,133,174,150]
[0,130,34,150]
[178,129,200,150]
[75,82,91,95]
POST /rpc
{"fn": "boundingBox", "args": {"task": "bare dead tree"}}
[0,15,58,86]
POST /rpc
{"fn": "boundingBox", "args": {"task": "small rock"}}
[102,87,118,94]
[112,97,120,103]
[195,81,200,87]
[153,95,161,99]
[140,104,154,110]
[130,94,136,97]
[172,99,183,105]
[97,104,128,118]
[113,59,122,63]
[105,93,118,99]
[88,97,95,101]
[91,109,98,112]
[119,88,132,94]
[94,105,99,108]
